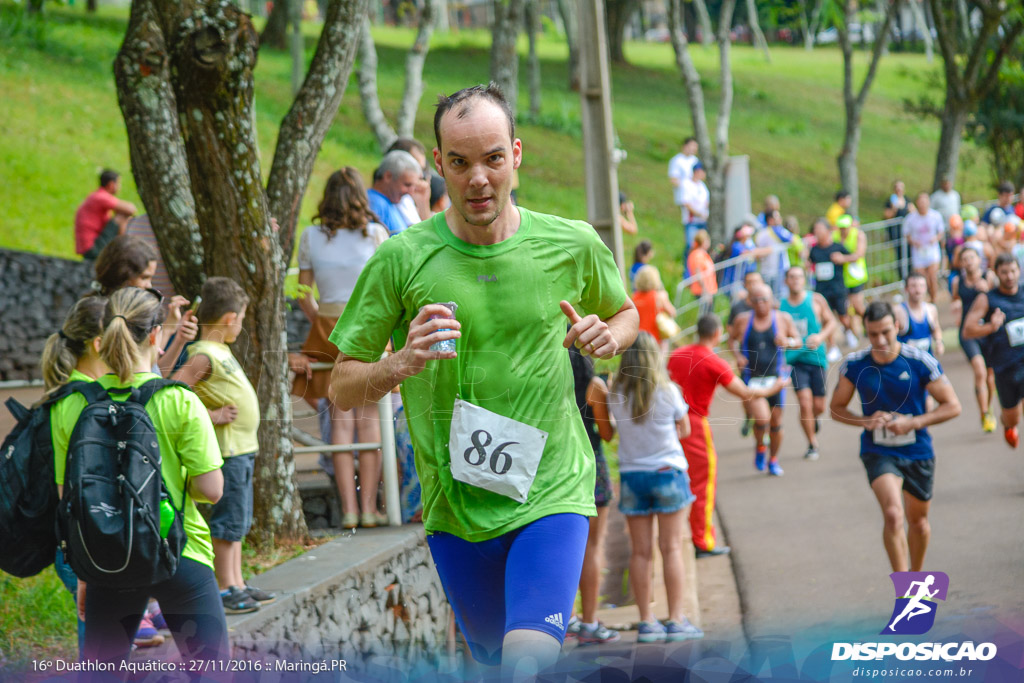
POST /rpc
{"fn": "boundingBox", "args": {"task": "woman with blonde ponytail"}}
[49,287,229,668]
[40,295,108,391]
[607,331,703,643]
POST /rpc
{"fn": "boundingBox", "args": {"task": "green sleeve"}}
[171,389,224,476]
[579,226,628,320]
[328,241,406,362]
[51,395,86,487]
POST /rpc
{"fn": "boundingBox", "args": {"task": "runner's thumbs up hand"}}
[561,300,614,358]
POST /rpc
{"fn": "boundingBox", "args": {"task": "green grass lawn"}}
[0,568,78,666]
[0,3,993,296]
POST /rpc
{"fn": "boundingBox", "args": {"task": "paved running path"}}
[709,331,1024,650]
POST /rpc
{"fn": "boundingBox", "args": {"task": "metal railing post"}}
[377,392,401,527]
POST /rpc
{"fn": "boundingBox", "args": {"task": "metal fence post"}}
[377,393,401,526]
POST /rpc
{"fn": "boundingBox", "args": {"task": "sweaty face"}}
[866,315,898,355]
[434,100,521,230]
[786,269,805,294]
[997,262,1020,291]
[905,277,926,303]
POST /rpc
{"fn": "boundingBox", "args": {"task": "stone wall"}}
[0,247,311,381]
[228,527,454,674]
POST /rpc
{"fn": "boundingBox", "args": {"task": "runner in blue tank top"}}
[951,248,997,433]
[729,283,802,476]
[780,267,837,461]
[830,301,961,572]
[895,273,943,356]
[963,253,1024,448]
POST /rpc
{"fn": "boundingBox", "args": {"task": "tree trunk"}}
[932,98,968,190]
[290,0,304,94]
[396,0,436,138]
[261,0,290,50]
[667,0,736,244]
[745,0,770,62]
[116,0,368,547]
[490,0,524,113]
[434,0,450,31]
[525,0,541,118]
[605,0,638,64]
[836,0,899,216]
[556,0,580,91]
[799,0,822,51]
[87,0,98,12]
[357,17,398,151]
[26,0,44,15]
[907,0,933,63]
[693,0,713,48]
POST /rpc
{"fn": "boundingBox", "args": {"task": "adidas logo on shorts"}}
[544,612,564,630]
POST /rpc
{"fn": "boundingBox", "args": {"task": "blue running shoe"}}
[768,460,784,477]
[754,449,767,472]
[637,620,667,643]
[664,618,704,641]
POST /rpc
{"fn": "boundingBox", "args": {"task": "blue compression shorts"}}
[426,513,589,666]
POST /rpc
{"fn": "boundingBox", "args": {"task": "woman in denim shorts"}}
[607,332,704,643]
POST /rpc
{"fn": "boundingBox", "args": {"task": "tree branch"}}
[356,15,398,151]
[855,0,900,109]
[396,0,435,137]
[266,0,370,259]
[667,0,710,160]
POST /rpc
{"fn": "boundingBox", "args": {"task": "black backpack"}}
[56,379,189,588]
[0,381,88,578]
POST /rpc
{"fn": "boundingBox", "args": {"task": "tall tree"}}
[797,0,825,50]
[114,0,368,546]
[605,0,640,64]
[927,0,1024,189]
[965,47,1024,187]
[357,0,436,151]
[667,0,737,244]
[491,0,525,111]
[261,0,290,49]
[525,0,542,117]
[836,0,899,217]
[556,0,581,90]
[746,0,772,62]
[693,0,715,48]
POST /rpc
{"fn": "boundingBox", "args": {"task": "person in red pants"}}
[668,314,787,557]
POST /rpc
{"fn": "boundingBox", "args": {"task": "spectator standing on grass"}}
[931,177,961,229]
[885,180,913,267]
[903,192,945,302]
[630,239,654,290]
[74,169,138,260]
[633,265,676,352]
[687,229,718,315]
[669,136,699,214]
[756,194,781,228]
[619,191,639,235]
[292,168,389,530]
[681,162,710,267]
[565,344,619,645]
[172,277,275,615]
[387,137,434,225]
[826,190,852,228]
[607,332,703,643]
[368,150,423,236]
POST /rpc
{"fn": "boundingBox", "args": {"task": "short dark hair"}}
[811,217,830,232]
[633,239,653,262]
[197,276,250,324]
[683,136,696,146]
[434,83,515,151]
[997,181,1015,195]
[994,252,1018,272]
[786,265,805,278]
[905,272,926,286]
[835,190,851,201]
[697,314,721,340]
[864,300,894,324]
[387,137,427,158]
[99,169,120,187]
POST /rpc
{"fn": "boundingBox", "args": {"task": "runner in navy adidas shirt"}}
[830,301,960,572]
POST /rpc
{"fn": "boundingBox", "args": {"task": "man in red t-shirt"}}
[74,169,138,259]
[668,314,787,557]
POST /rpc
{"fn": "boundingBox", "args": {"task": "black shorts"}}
[848,284,866,294]
[744,372,785,410]
[993,364,1024,410]
[860,452,934,502]
[208,452,256,541]
[791,362,827,397]
[959,332,983,361]
[820,289,848,316]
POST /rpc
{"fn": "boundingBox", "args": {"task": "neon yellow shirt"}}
[834,228,868,287]
[186,340,260,457]
[330,208,628,541]
[51,373,223,569]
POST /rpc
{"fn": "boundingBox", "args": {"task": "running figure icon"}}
[888,574,939,632]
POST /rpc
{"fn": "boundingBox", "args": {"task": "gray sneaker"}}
[664,617,704,641]
[222,586,260,614]
[804,446,820,461]
[577,621,621,645]
[637,620,667,643]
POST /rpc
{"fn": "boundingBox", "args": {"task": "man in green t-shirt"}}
[329,84,638,677]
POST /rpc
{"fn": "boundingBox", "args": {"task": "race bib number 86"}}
[449,399,548,503]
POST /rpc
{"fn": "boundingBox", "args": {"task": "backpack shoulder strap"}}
[70,381,111,406]
[135,378,192,407]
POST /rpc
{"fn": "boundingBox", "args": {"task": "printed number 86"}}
[464,429,517,475]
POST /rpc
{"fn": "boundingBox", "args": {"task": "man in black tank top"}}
[963,253,1024,448]
[728,284,802,476]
